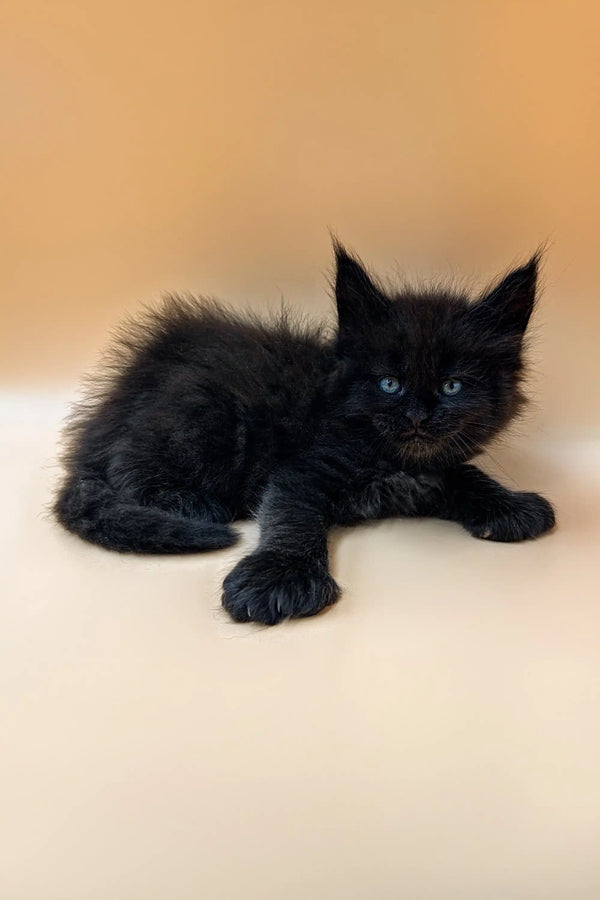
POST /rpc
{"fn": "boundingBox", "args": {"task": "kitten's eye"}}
[441,379,462,396]
[378,376,402,394]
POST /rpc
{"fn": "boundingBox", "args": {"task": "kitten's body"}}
[55,244,555,623]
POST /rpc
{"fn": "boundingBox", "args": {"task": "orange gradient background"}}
[2,0,600,432]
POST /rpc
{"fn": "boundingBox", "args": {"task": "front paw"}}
[466,491,556,542]
[222,550,340,625]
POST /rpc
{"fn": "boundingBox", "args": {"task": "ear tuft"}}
[475,252,541,336]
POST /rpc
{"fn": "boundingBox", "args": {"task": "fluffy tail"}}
[54,475,238,554]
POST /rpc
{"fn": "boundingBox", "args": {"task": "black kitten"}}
[54,242,555,624]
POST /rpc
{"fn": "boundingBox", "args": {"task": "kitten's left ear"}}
[474,254,540,336]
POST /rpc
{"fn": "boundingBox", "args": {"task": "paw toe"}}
[469,491,556,543]
[222,552,340,625]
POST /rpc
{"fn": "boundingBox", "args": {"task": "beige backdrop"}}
[2,0,600,431]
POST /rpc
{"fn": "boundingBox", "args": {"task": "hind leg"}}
[146,487,235,523]
[54,474,239,553]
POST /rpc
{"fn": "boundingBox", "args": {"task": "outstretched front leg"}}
[442,464,556,542]
[331,463,555,542]
[223,458,449,624]
[222,434,364,625]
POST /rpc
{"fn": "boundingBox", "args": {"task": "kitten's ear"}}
[474,254,540,336]
[333,241,389,335]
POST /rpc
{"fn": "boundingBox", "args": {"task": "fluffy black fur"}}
[54,242,555,624]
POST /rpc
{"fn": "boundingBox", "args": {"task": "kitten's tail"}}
[53,474,238,554]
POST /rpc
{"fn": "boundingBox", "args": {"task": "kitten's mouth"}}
[397,429,458,457]
[373,416,448,455]
[396,432,440,456]
[403,431,437,445]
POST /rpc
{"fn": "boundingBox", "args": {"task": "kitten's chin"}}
[373,421,443,461]
[397,435,444,461]
[395,431,475,466]
[372,417,477,465]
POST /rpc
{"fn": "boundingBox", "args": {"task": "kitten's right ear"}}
[333,241,389,337]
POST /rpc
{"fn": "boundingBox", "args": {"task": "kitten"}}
[54,241,556,624]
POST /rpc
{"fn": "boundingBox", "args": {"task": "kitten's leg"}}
[332,471,446,525]
[329,465,555,543]
[441,464,556,542]
[149,488,234,522]
[222,443,360,625]
[55,477,238,554]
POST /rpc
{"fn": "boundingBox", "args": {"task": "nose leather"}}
[406,409,428,427]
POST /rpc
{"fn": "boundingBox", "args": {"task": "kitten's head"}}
[332,242,540,467]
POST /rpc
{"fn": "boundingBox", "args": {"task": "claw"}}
[246,604,252,620]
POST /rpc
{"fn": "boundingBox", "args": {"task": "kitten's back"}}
[56,297,335,541]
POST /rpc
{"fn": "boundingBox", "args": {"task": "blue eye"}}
[442,379,462,396]
[378,376,402,394]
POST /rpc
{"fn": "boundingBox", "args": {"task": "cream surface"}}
[1,398,599,898]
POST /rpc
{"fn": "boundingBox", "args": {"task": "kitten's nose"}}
[406,410,428,429]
